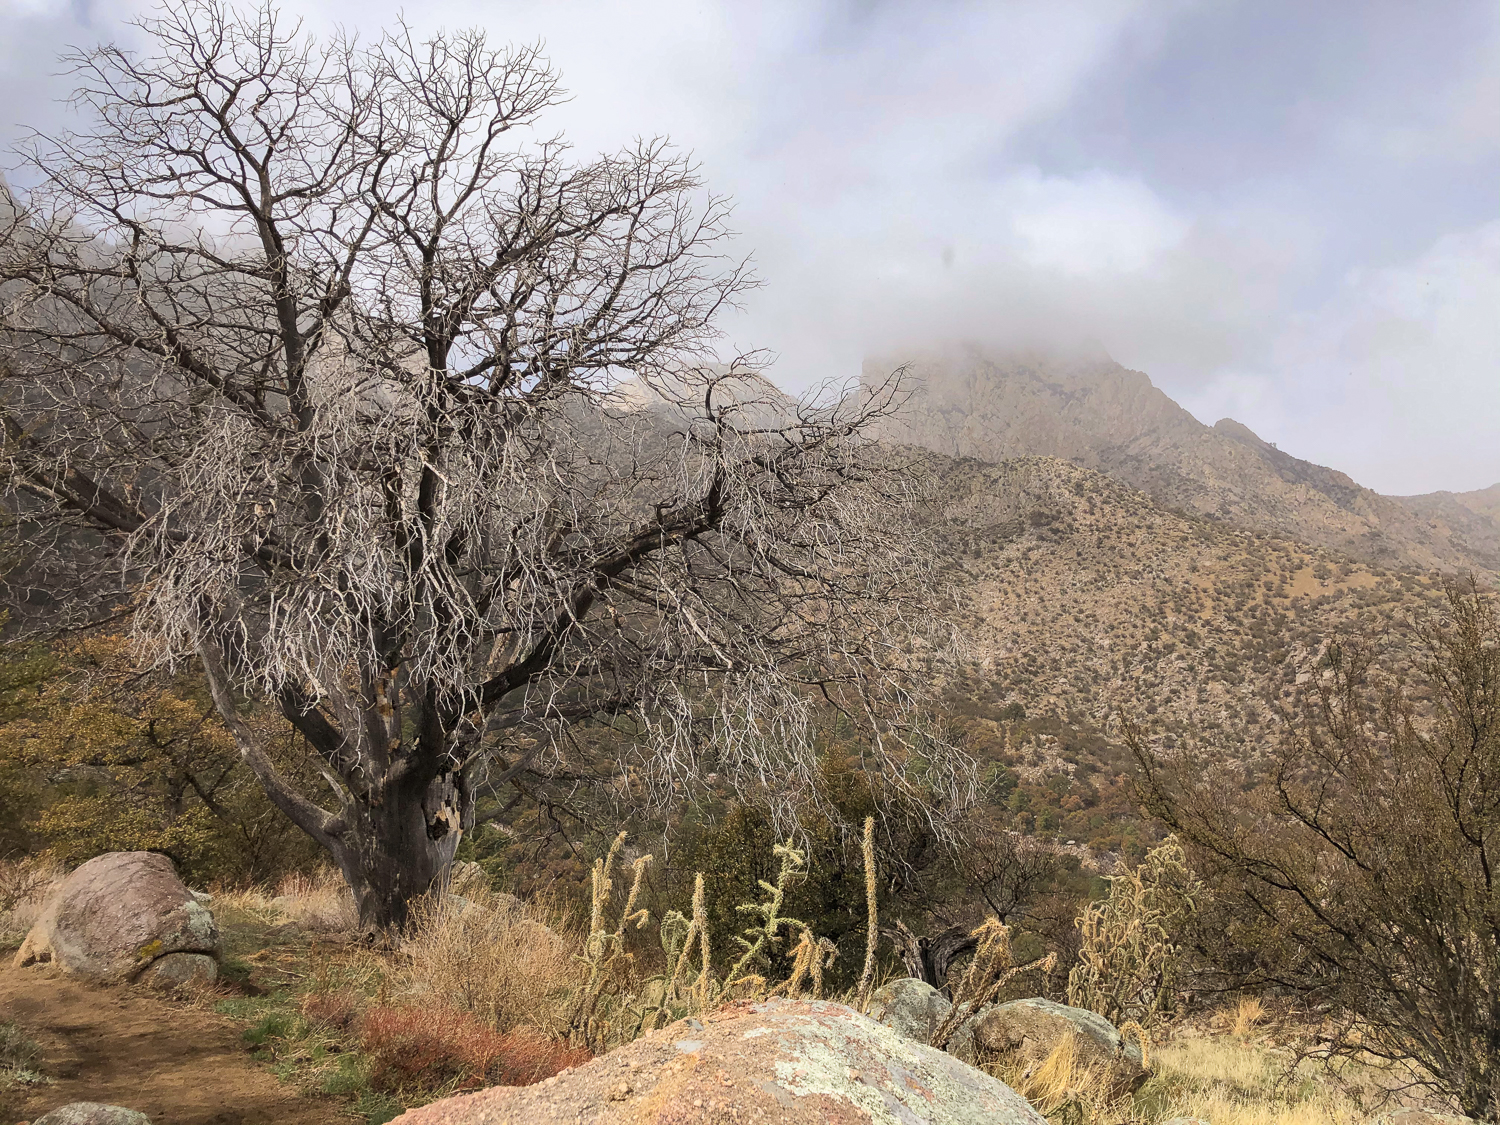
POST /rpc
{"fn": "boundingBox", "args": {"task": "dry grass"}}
[400,883,583,1038]
[998,1031,1131,1125]
[1232,996,1267,1039]
[988,1004,1411,1125]
[1138,1032,1392,1125]
[213,868,358,933]
[359,1004,589,1097]
[0,855,62,948]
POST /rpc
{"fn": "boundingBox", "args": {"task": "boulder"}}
[867,976,952,1043]
[958,997,1149,1099]
[33,1103,152,1125]
[1161,1118,1211,1125]
[448,860,489,895]
[143,950,220,989]
[390,998,1047,1125]
[1373,1113,1480,1125]
[13,851,219,987]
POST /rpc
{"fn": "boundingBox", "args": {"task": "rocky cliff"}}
[870,347,1500,576]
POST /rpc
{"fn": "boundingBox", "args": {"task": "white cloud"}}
[1006,168,1190,276]
[1,0,1494,493]
[1184,222,1500,494]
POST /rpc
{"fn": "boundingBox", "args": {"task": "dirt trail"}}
[0,963,347,1125]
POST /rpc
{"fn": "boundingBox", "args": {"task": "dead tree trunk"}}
[886,920,979,995]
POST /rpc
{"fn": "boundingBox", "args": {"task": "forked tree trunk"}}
[328,768,472,933]
[197,642,473,934]
[885,920,979,995]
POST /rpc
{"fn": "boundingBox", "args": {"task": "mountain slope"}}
[871,347,1500,575]
[917,452,1446,850]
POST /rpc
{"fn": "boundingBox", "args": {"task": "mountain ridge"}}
[868,346,1500,577]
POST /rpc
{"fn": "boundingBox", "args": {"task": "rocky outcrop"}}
[957,998,1149,1099]
[391,998,1047,1125]
[32,1104,152,1125]
[13,851,219,987]
[869,346,1500,577]
[866,976,952,1044]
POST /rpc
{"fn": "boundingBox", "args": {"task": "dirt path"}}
[0,964,349,1125]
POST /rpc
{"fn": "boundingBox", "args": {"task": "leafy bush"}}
[1133,580,1500,1119]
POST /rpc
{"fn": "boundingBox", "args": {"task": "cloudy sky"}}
[3,0,1496,494]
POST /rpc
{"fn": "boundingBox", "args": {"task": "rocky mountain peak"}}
[870,346,1500,576]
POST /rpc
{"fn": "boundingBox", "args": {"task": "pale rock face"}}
[868,347,1500,576]
[957,997,1150,1100]
[32,1102,153,1125]
[391,998,1048,1125]
[13,851,219,986]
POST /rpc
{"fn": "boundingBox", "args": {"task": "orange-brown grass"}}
[300,987,364,1033]
[400,883,582,1037]
[359,1004,589,1096]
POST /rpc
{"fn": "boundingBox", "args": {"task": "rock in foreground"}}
[33,1103,152,1125]
[13,851,219,987]
[963,998,1149,1098]
[392,998,1046,1125]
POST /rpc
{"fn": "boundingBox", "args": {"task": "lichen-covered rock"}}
[1160,1118,1211,1125]
[867,977,952,1044]
[33,1103,152,1125]
[1373,1112,1480,1125]
[143,950,219,988]
[958,997,1148,1099]
[391,998,1047,1125]
[13,851,219,987]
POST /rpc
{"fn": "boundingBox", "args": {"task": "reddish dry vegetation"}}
[356,1002,590,1094]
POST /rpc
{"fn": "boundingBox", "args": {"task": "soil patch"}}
[0,962,347,1125]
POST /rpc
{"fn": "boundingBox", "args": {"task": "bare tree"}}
[1131,579,1500,1120]
[0,1,971,930]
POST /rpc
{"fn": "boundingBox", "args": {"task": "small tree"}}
[1131,579,1500,1120]
[0,1,968,929]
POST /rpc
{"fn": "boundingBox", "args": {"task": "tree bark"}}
[328,767,471,933]
[886,920,978,995]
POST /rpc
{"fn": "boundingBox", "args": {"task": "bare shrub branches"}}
[1131,578,1500,1119]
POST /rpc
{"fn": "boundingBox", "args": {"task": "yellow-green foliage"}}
[1068,835,1200,1026]
[0,635,321,882]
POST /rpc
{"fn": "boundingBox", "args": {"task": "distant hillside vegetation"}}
[913,452,1449,853]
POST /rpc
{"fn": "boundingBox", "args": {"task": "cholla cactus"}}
[570,832,653,1049]
[1067,835,1199,1026]
[931,919,1056,1050]
[855,815,880,1011]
